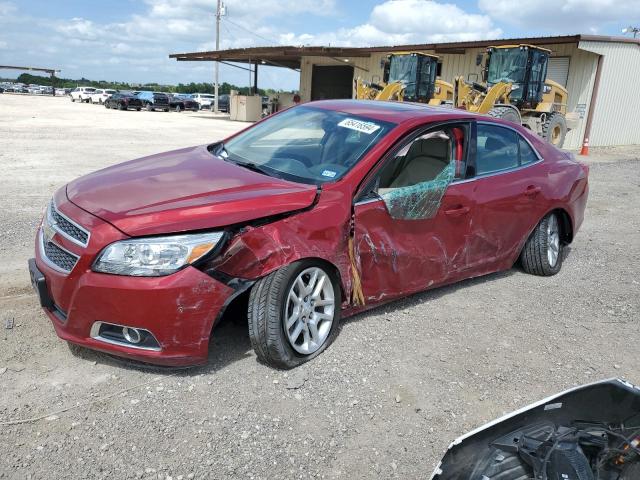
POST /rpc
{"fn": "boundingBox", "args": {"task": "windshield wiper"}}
[232,160,273,177]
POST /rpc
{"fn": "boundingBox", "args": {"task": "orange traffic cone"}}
[580,137,589,156]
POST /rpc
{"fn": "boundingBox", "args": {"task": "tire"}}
[146,103,153,111]
[164,108,169,112]
[541,112,567,148]
[71,97,75,102]
[520,212,563,276]
[248,261,341,369]
[488,106,521,124]
[136,107,141,111]
[119,103,126,111]
[175,104,181,113]
[105,102,109,109]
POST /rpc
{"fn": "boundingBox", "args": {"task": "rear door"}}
[352,122,476,303]
[465,122,549,271]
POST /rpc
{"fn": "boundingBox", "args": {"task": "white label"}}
[321,170,337,178]
[337,118,380,134]
[544,402,563,411]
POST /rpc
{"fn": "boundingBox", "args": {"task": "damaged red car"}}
[29,100,589,368]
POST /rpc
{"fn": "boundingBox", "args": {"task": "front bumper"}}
[32,193,237,366]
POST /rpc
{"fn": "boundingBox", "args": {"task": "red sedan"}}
[29,100,589,368]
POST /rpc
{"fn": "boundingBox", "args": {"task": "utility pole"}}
[213,0,224,113]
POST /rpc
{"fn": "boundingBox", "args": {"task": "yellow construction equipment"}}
[355,52,453,106]
[454,44,578,147]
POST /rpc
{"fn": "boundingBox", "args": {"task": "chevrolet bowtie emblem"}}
[43,219,57,244]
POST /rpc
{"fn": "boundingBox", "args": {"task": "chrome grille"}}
[50,208,89,245]
[47,202,90,247]
[41,233,79,273]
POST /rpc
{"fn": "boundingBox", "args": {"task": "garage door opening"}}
[311,65,354,101]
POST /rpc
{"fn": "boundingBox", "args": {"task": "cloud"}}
[279,0,501,47]
[0,1,16,17]
[479,0,640,33]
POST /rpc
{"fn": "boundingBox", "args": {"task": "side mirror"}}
[476,54,483,66]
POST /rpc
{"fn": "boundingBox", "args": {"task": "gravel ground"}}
[0,94,638,480]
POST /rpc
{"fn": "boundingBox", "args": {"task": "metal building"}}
[171,34,640,150]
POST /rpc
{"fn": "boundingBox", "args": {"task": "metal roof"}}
[169,34,640,68]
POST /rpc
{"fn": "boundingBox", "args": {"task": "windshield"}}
[388,55,418,98]
[220,106,395,184]
[487,48,528,85]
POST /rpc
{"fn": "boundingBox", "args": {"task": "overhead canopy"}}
[169,34,639,69]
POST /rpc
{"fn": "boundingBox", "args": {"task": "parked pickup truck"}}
[137,91,170,112]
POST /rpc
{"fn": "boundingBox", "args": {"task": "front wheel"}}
[541,113,567,148]
[520,212,563,276]
[248,261,341,369]
[488,106,521,124]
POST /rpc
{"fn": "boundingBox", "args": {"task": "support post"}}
[253,61,258,95]
[213,0,221,113]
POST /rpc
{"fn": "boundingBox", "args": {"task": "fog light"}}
[122,327,141,344]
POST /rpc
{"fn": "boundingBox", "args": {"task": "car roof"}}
[308,99,479,124]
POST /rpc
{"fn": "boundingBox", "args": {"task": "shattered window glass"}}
[375,129,458,220]
[380,162,455,219]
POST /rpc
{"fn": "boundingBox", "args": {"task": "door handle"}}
[524,185,542,196]
[444,205,470,217]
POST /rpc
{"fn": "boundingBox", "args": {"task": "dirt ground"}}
[0,94,638,480]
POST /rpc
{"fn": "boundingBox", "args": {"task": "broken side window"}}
[375,128,463,220]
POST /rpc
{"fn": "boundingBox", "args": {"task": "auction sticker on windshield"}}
[338,118,381,134]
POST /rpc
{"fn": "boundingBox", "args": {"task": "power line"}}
[223,17,281,46]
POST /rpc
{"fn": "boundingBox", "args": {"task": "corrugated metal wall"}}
[300,42,602,149]
[578,41,640,146]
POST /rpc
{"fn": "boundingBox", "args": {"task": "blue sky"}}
[1,0,638,90]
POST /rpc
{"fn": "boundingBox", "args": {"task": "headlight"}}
[92,232,224,277]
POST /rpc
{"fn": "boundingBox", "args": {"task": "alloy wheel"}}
[284,267,335,355]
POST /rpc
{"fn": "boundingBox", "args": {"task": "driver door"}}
[352,123,475,303]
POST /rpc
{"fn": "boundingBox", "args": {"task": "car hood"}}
[66,145,318,236]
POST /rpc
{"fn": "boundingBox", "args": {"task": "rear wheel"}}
[488,106,521,124]
[175,104,181,113]
[146,103,153,111]
[248,261,340,369]
[541,113,567,148]
[520,212,563,276]
[119,103,126,111]
[105,102,110,109]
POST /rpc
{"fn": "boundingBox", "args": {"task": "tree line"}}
[9,73,296,96]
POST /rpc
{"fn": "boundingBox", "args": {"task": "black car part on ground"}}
[432,379,640,480]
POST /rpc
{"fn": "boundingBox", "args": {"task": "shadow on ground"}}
[66,250,572,375]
